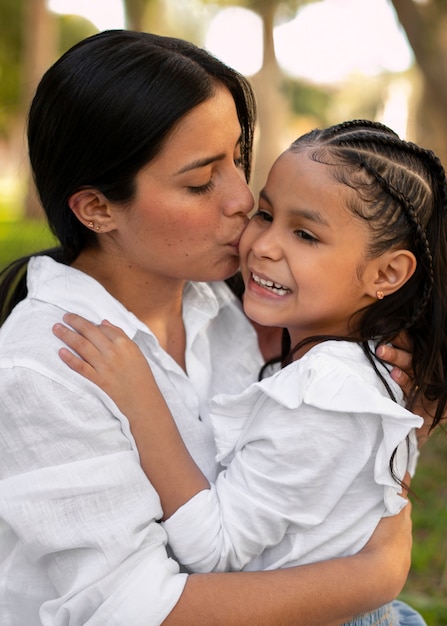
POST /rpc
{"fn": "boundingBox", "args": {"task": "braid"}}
[359,159,434,329]
[321,119,400,141]
[289,119,447,429]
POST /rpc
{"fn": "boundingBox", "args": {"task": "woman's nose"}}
[222,173,254,217]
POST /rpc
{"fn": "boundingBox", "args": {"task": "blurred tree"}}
[22,0,57,218]
[391,0,447,165]
[124,0,169,33]
[125,0,148,29]
[200,0,313,194]
[0,0,97,219]
[0,0,23,137]
[3,0,447,217]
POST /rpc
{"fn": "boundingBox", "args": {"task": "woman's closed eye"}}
[188,179,215,195]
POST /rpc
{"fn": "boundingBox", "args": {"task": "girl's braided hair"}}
[280,119,447,431]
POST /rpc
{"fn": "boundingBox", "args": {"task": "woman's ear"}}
[68,189,117,233]
[369,249,417,298]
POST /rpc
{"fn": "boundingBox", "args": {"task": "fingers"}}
[57,344,98,381]
[389,365,414,397]
[375,343,413,376]
[53,319,101,363]
[375,342,415,399]
[63,313,123,346]
[52,313,122,381]
[52,319,102,381]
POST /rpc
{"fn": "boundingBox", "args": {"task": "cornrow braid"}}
[288,119,447,430]
[358,159,434,330]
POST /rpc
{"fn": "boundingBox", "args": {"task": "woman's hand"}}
[376,334,441,446]
[376,337,413,393]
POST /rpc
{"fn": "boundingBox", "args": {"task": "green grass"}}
[400,428,447,625]
[0,220,57,269]
[0,219,446,623]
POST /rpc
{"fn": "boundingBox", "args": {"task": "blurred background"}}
[0,1,446,623]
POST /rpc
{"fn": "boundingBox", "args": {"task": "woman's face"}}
[107,86,254,284]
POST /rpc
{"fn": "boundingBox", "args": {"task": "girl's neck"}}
[250,321,284,362]
[71,248,187,369]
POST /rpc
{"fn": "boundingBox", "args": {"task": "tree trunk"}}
[250,1,290,200]
[391,0,447,166]
[22,0,57,219]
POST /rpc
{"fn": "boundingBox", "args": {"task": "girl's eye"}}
[253,209,273,223]
[188,180,215,195]
[295,229,317,243]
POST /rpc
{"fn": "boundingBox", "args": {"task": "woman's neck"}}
[71,249,187,369]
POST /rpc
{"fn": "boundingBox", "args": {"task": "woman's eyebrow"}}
[175,154,225,175]
[175,137,243,175]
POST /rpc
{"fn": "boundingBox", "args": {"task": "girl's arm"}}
[53,313,209,520]
[53,313,413,624]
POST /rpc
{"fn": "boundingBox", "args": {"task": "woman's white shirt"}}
[0,256,263,626]
[163,341,422,573]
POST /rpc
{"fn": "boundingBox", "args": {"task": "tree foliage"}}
[0,0,23,135]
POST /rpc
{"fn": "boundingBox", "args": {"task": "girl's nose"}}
[250,227,282,261]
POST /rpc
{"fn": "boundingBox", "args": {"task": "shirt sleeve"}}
[0,366,187,626]
[162,397,374,572]
[162,350,421,573]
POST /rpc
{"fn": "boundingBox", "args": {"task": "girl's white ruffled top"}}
[163,340,422,573]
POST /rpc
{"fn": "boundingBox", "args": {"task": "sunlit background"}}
[46,0,414,141]
[48,0,412,83]
[0,5,446,623]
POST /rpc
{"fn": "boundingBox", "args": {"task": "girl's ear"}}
[68,189,117,233]
[368,249,417,298]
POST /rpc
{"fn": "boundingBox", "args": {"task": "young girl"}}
[55,120,447,625]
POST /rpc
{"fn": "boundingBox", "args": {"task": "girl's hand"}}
[53,312,154,414]
[53,312,208,517]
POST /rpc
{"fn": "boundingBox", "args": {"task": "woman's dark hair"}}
[264,120,447,433]
[0,29,256,323]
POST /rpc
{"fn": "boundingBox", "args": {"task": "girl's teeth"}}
[252,273,290,295]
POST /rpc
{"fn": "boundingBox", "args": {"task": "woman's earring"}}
[376,290,384,300]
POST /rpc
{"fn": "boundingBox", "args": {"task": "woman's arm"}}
[164,504,412,626]
[53,313,413,624]
[376,339,445,445]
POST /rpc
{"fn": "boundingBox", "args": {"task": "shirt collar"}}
[28,255,222,343]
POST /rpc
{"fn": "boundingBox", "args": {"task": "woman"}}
[0,30,419,625]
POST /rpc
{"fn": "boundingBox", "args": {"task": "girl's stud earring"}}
[87,221,94,229]
[376,290,384,300]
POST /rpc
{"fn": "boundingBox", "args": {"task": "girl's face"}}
[239,149,379,349]
[107,86,254,284]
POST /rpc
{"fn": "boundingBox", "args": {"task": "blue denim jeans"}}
[342,600,427,625]
[391,601,427,625]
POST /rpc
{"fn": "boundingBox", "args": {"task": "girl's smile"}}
[240,148,379,350]
[250,271,292,297]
